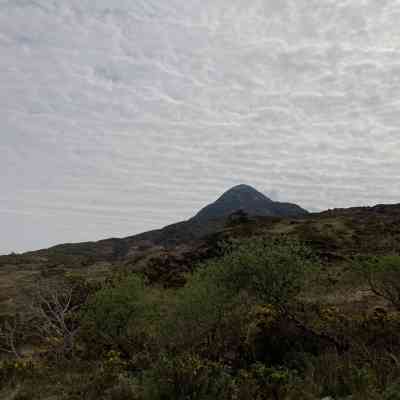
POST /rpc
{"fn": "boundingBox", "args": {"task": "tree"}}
[28,279,84,356]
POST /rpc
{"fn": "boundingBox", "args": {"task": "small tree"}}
[28,279,83,356]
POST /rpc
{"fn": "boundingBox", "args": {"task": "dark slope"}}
[193,184,308,222]
[5,185,306,263]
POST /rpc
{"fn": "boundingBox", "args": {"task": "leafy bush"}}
[383,382,400,400]
[80,275,161,356]
[233,363,303,400]
[357,255,400,309]
[140,353,233,400]
[194,237,315,307]
[159,237,315,361]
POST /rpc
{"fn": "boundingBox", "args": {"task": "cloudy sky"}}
[1,0,400,254]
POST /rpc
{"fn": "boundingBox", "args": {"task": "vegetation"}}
[1,234,400,399]
[356,255,400,309]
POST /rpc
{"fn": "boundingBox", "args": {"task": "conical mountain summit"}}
[192,184,308,222]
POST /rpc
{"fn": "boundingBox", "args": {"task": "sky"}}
[1,0,400,254]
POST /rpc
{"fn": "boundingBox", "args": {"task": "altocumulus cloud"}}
[1,0,400,253]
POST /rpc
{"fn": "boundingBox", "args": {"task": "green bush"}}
[193,237,315,306]
[383,382,400,400]
[233,363,303,400]
[140,352,233,400]
[159,237,315,360]
[79,275,161,355]
[161,275,250,358]
[357,255,400,309]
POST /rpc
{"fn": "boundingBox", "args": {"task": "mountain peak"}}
[217,184,272,203]
[192,185,308,222]
[224,184,270,195]
[229,184,260,191]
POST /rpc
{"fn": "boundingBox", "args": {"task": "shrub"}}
[26,278,86,358]
[193,237,315,307]
[232,363,304,400]
[0,313,27,358]
[0,358,37,386]
[81,275,146,339]
[140,352,233,400]
[383,382,400,400]
[357,255,400,309]
[79,275,161,356]
[161,276,251,359]
[159,237,315,361]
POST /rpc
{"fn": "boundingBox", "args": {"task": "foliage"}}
[193,237,315,306]
[79,274,161,356]
[160,269,250,358]
[0,358,38,387]
[4,237,400,399]
[159,237,314,359]
[232,363,303,400]
[356,255,400,309]
[140,352,233,400]
[383,382,400,400]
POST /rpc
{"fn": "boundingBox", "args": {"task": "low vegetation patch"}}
[1,237,400,399]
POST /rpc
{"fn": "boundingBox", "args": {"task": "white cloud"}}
[1,0,400,253]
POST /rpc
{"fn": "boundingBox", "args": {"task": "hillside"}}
[2,195,400,399]
[1,185,306,265]
[1,196,400,315]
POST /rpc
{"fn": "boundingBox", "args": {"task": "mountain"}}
[192,184,308,222]
[0,185,307,264]
[118,184,308,250]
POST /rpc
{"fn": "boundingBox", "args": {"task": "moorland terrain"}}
[1,185,400,399]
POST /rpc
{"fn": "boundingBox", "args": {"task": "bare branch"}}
[28,279,83,357]
[0,314,25,358]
